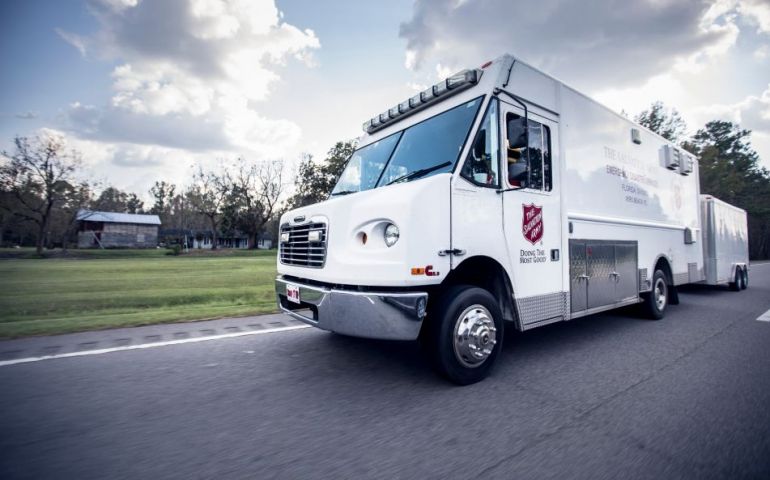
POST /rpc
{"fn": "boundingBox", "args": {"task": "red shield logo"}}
[522,204,543,245]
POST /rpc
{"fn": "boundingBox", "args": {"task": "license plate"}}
[286,284,301,304]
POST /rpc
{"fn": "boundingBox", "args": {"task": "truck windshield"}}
[331,132,401,196]
[331,97,483,196]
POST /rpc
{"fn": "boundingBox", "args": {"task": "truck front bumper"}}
[275,276,428,340]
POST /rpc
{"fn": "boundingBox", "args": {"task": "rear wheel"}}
[642,270,668,320]
[423,285,503,385]
[741,268,748,290]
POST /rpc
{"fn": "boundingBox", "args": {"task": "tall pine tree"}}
[685,121,770,259]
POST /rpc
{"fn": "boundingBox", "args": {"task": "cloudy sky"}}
[1,0,769,197]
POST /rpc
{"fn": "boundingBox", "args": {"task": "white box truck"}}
[275,54,750,384]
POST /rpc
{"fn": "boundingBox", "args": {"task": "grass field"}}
[0,249,279,338]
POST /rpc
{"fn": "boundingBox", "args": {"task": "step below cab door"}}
[499,101,564,327]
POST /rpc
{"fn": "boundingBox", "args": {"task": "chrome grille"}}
[279,222,327,268]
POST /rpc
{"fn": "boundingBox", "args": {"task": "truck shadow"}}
[289,282,746,387]
[302,307,654,386]
[675,283,732,295]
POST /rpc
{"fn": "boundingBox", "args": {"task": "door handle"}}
[610,272,620,282]
[578,274,590,283]
[438,249,466,257]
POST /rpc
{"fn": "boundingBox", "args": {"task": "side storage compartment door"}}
[569,240,587,313]
[586,242,615,309]
[614,242,638,302]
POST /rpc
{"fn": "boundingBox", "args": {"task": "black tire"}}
[422,285,503,385]
[641,270,668,320]
[729,269,742,291]
[741,268,748,290]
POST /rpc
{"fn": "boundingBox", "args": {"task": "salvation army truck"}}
[275,54,750,384]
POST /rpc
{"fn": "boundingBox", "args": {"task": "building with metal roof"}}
[76,210,161,249]
[76,210,161,225]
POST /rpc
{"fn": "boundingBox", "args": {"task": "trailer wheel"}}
[729,269,742,291]
[741,268,748,290]
[642,270,668,320]
[423,285,503,385]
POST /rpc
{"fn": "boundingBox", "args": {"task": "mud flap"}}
[669,285,680,305]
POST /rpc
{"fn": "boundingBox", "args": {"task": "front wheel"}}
[641,270,668,320]
[741,268,748,290]
[423,285,503,385]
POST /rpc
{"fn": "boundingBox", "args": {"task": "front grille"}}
[279,222,327,268]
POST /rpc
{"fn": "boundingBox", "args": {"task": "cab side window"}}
[461,98,499,187]
[506,113,552,192]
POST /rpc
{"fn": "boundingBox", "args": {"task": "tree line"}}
[0,134,355,255]
[1,102,768,259]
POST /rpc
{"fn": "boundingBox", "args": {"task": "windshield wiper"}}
[385,161,452,186]
[330,190,357,197]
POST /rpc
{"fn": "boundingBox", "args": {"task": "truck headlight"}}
[280,232,290,243]
[308,230,322,242]
[384,223,400,247]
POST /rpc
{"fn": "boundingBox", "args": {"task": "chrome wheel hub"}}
[654,278,667,311]
[453,305,497,368]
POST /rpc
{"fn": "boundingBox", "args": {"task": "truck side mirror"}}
[472,129,486,160]
[507,117,528,149]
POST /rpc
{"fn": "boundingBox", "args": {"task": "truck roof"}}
[358,53,696,161]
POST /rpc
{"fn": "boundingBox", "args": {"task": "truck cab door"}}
[499,102,565,327]
[450,97,505,268]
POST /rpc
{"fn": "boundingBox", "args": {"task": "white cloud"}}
[58,0,319,160]
[406,82,428,92]
[110,63,215,116]
[435,63,453,80]
[754,44,770,59]
[38,127,233,198]
[594,74,688,119]
[736,84,770,133]
[688,84,770,135]
[739,0,770,33]
[55,28,88,56]
[399,0,750,90]
[751,132,770,169]
[97,0,140,12]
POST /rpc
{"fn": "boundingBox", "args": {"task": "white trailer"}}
[701,195,749,290]
[275,54,750,384]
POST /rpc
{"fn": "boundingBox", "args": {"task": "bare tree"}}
[228,159,285,248]
[0,134,82,255]
[187,166,229,250]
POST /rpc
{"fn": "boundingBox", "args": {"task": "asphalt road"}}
[2,265,770,480]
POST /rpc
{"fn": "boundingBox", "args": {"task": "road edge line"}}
[0,324,311,367]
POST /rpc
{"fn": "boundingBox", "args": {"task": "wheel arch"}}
[652,254,679,305]
[440,255,520,330]
[653,254,674,286]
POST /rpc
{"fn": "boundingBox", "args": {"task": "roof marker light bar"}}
[362,68,483,133]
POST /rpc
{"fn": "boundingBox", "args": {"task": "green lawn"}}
[0,250,279,338]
